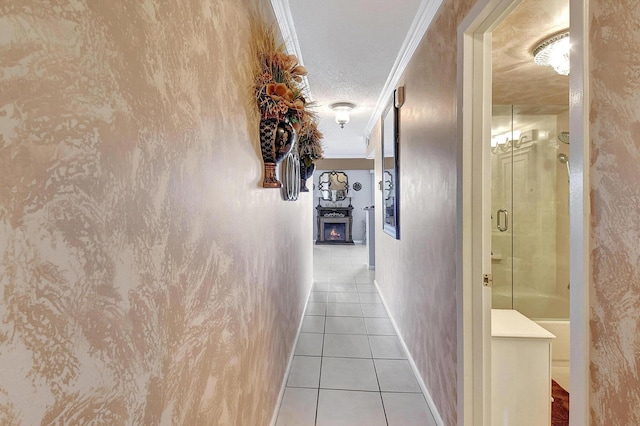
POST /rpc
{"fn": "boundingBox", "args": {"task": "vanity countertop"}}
[491,309,556,340]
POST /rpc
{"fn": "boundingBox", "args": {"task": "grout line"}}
[368,328,390,426]
[310,246,389,425]
[314,293,326,426]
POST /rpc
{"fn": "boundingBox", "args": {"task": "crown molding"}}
[270,0,314,101]
[364,0,444,138]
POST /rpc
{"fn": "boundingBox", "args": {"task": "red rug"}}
[551,380,570,426]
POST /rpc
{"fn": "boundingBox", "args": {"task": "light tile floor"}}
[276,244,437,426]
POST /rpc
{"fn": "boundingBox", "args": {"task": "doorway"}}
[457,0,589,424]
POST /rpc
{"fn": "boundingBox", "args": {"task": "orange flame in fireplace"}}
[329,227,342,240]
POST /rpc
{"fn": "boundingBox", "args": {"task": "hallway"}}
[275,244,437,426]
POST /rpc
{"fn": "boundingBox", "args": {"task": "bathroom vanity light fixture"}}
[330,102,356,129]
[490,129,540,154]
[490,130,525,154]
[533,31,570,75]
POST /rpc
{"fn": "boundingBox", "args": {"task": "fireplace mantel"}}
[316,205,354,245]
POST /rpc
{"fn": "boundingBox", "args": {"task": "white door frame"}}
[456,0,590,424]
[568,1,590,424]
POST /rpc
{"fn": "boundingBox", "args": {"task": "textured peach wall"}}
[373,1,474,424]
[0,1,313,424]
[590,1,640,423]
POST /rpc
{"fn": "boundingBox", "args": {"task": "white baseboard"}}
[374,279,445,426]
[269,279,315,426]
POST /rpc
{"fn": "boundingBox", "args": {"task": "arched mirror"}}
[318,171,349,202]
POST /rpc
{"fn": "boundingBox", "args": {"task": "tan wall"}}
[373,1,474,423]
[589,1,640,423]
[315,158,374,170]
[0,1,313,424]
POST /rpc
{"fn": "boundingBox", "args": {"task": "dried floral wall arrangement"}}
[297,120,324,192]
[252,19,323,189]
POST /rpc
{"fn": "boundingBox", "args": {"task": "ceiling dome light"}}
[330,102,356,129]
[533,31,570,76]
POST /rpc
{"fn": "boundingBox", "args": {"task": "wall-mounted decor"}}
[381,89,400,239]
[353,182,362,191]
[298,121,324,192]
[259,120,296,187]
[318,171,349,202]
[253,21,309,188]
[281,151,300,201]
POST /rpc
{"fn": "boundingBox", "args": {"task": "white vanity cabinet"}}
[491,309,556,426]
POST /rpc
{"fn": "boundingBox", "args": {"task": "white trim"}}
[363,0,444,138]
[269,0,314,101]
[568,0,590,423]
[374,279,445,426]
[457,1,533,425]
[269,279,315,426]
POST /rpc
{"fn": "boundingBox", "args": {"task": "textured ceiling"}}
[288,0,422,158]
[492,0,570,105]
[286,0,568,158]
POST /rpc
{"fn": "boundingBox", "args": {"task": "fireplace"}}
[324,223,346,242]
[316,205,354,245]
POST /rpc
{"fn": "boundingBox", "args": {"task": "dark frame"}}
[381,93,400,239]
[318,170,349,202]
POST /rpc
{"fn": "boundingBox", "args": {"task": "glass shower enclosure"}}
[490,105,570,320]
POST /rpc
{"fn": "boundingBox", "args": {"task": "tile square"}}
[323,334,371,358]
[313,270,330,279]
[326,303,363,317]
[374,359,421,392]
[301,315,325,333]
[329,258,353,266]
[276,387,318,426]
[309,291,328,302]
[320,357,379,391]
[328,275,356,283]
[357,284,377,293]
[295,333,324,356]
[328,282,358,292]
[361,304,388,318]
[316,389,386,426]
[382,392,437,426]
[328,292,360,303]
[287,356,322,388]
[306,302,327,316]
[329,264,355,272]
[325,317,366,334]
[364,318,396,335]
[369,335,405,359]
[358,293,382,304]
[313,282,330,292]
[355,270,375,284]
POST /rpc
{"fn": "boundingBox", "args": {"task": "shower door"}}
[490,105,515,310]
[490,105,570,320]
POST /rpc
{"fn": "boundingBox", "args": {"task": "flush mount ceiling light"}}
[533,31,570,76]
[330,102,356,129]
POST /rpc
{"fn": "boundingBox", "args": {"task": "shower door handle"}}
[497,208,509,232]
